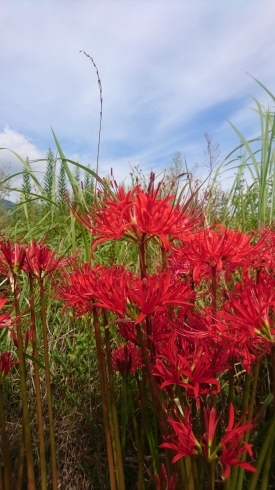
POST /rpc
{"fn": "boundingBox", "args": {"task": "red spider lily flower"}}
[25,240,72,280]
[0,351,17,380]
[222,277,275,343]
[219,404,256,479]
[179,225,258,280]
[169,244,210,284]
[160,407,201,462]
[69,186,136,249]
[0,241,26,274]
[202,408,221,459]
[240,228,275,272]
[112,342,142,375]
[129,273,194,324]
[155,463,178,490]
[213,308,268,372]
[57,264,131,317]
[56,263,100,316]
[92,265,132,317]
[131,184,195,251]
[153,340,223,399]
[69,177,197,252]
[58,264,193,324]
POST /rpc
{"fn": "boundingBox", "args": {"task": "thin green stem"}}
[206,461,215,490]
[0,383,13,489]
[92,307,117,490]
[16,427,24,490]
[14,273,35,490]
[137,369,146,490]
[127,377,144,488]
[259,440,274,490]
[248,416,275,490]
[104,315,125,490]
[230,371,252,486]
[184,456,195,490]
[236,361,260,490]
[190,456,200,490]
[135,323,166,429]
[39,279,57,490]
[29,276,47,490]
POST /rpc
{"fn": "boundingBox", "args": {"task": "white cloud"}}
[0,127,44,199]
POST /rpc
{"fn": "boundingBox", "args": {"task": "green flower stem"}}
[247,416,275,490]
[39,279,57,490]
[120,379,127,456]
[0,383,13,489]
[92,307,117,490]
[257,344,275,489]
[235,361,260,490]
[104,314,125,490]
[14,273,35,490]
[137,369,146,490]
[29,276,47,490]
[223,473,231,490]
[127,377,144,489]
[190,456,200,490]
[259,441,274,490]
[240,372,252,416]
[184,456,195,490]
[206,461,215,490]
[135,323,166,429]
[178,458,187,490]
[16,427,24,490]
[101,329,119,488]
[230,371,252,487]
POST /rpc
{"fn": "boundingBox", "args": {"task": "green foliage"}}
[21,158,32,201]
[83,165,94,205]
[208,77,275,230]
[57,161,67,204]
[44,148,56,203]
[74,164,81,185]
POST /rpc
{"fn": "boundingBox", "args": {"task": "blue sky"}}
[0,1,275,198]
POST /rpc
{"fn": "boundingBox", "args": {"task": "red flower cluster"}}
[70,180,197,252]
[161,404,256,478]
[56,189,275,483]
[58,264,194,323]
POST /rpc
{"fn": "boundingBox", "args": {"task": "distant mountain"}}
[0,199,14,210]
